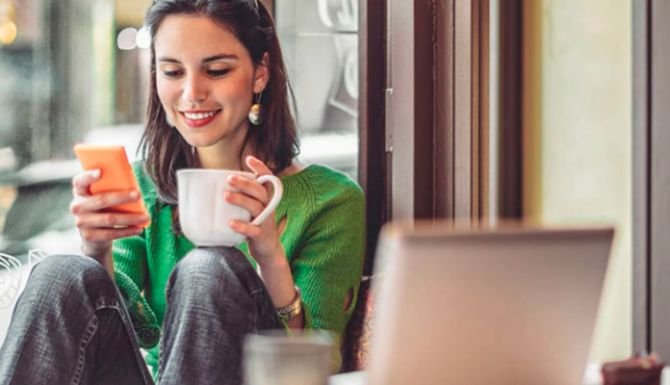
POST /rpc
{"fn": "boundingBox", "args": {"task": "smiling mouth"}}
[182,111,218,120]
[180,110,221,127]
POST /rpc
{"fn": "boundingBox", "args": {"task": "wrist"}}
[276,286,302,324]
[81,243,109,258]
[255,247,289,271]
[81,243,114,276]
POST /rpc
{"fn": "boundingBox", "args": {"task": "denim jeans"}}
[0,247,283,385]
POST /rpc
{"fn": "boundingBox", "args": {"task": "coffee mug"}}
[177,169,283,247]
[244,330,333,385]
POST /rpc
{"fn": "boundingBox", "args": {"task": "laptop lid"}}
[367,223,613,385]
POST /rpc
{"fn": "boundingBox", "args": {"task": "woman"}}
[0,0,365,384]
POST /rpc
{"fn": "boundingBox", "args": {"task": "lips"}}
[180,110,221,128]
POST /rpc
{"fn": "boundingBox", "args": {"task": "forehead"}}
[154,14,249,59]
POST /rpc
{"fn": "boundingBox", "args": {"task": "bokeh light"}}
[117,27,138,50]
[136,26,151,49]
[0,20,17,46]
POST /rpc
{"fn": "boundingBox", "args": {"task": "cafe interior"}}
[0,0,666,384]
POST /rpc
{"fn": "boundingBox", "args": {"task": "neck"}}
[196,131,253,170]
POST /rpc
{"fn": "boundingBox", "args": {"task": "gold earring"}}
[248,91,263,126]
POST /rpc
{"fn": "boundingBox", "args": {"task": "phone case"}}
[73,144,148,218]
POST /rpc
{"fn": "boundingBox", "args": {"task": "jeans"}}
[0,247,283,385]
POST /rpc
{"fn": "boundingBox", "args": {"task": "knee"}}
[168,247,254,300]
[27,254,115,300]
[171,248,239,286]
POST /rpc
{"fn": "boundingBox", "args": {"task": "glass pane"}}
[0,0,360,260]
[0,0,125,258]
[274,0,359,179]
[0,0,152,260]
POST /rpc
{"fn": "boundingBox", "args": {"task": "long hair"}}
[141,0,299,204]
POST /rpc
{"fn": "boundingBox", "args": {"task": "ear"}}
[253,52,270,94]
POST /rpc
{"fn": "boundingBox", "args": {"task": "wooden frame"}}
[632,0,650,355]
[633,0,670,357]
[358,0,388,275]
[387,0,490,222]
[498,0,523,219]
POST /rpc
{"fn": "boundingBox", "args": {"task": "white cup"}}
[244,330,334,385]
[177,169,283,247]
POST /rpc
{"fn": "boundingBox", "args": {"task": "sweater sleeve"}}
[291,182,366,367]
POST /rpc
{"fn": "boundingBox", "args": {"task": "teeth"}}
[184,111,216,120]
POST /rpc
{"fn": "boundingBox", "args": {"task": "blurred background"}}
[0,0,359,257]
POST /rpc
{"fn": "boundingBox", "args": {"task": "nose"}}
[182,73,208,104]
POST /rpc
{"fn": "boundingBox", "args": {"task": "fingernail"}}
[130,191,140,199]
[92,169,101,178]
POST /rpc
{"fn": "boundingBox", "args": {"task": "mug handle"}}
[250,175,283,226]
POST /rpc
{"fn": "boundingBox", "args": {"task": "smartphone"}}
[73,144,149,218]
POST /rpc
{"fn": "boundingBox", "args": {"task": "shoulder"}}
[285,164,363,205]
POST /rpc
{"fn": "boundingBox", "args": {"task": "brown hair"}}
[141,0,299,204]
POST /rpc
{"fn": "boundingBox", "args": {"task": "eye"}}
[162,69,183,78]
[207,69,230,77]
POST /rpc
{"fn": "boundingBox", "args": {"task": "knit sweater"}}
[112,162,365,375]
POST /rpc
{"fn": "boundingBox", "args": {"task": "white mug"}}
[244,330,333,385]
[177,169,283,247]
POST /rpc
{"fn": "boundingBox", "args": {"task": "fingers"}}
[70,190,142,215]
[229,220,263,239]
[79,226,144,244]
[72,169,101,196]
[75,209,148,245]
[228,175,268,203]
[75,212,150,230]
[245,155,272,176]
[225,191,265,217]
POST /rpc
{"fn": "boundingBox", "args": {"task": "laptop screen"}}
[367,223,613,385]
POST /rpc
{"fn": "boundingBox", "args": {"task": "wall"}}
[115,0,151,26]
[524,0,632,361]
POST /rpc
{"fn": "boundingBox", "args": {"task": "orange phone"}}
[73,144,149,219]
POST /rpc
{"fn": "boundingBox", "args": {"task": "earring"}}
[248,91,263,126]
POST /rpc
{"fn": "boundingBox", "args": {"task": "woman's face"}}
[153,14,268,149]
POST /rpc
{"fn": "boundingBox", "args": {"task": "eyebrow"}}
[157,54,239,63]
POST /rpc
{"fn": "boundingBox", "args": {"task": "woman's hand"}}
[226,156,284,266]
[228,157,302,328]
[70,169,149,263]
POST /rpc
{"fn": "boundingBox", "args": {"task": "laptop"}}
[364,222,614,385]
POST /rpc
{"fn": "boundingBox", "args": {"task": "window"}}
[0,0,361,258]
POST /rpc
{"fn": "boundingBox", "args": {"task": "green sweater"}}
[112,163,365,374]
